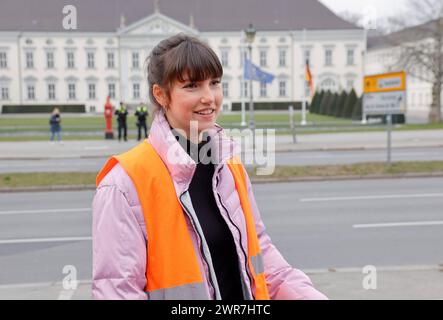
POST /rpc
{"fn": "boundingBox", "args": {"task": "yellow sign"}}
[364,71,406,94]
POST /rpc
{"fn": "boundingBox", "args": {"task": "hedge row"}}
[310,89,362,120]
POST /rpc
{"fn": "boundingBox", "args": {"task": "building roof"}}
[367,18,442,50]
[0,0,359,33]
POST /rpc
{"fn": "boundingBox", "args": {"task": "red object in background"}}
[104,96,114,139]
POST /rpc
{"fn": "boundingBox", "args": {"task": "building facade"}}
[0,0,365,113]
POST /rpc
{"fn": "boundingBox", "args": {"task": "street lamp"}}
[244,23,256,151]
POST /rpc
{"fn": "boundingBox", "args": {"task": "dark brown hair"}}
[146,33,223,114]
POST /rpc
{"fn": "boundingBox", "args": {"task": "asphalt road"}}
[0,177,442,286]
[1,147,442,173]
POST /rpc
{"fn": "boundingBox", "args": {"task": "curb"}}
[1,172,443,192]
[1,145,442,160]
[275,144,443,153]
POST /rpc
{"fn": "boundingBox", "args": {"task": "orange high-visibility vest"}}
[96,141,270,300]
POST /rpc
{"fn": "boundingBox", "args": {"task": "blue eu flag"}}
[243,58,275,84]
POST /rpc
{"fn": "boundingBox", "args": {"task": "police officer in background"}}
[135,103,149,141]
[115,102,128,142]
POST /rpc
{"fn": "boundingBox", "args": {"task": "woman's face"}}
[157,74,223,139]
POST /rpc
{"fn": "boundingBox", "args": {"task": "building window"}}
[108,83,116,99]
[222,81,229,97]
[259,50,267,67]
[68,83,76,99]
[240,49,247,67]
[347,49,355,65]
[278,49,286,67]
[26,52,34,68]
[1,86,9,100]
[48,83,56,100]
[27,85,35,100]
[107,52,115,68]
[320,78,337,91]
[260,82,267,97]
[88,83,96,100]
[0,52,8,68]
[325,49,333,66]
[279,80,287,97]
[221,49,229,67]
[46,52,54,69]
[87,52,95,69]
[67,52,75,68]
[132,52,139,69]
[133,83,140,99]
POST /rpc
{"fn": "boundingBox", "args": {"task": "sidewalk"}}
[1,130,443,160]
[0,265,441,300]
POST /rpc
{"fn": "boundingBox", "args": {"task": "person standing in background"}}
[49,107,62,142]
[115,102,128,142]
[135,103,149,141]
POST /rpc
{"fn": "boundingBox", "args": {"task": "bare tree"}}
[388,0,443,123]
[337,10,395,35]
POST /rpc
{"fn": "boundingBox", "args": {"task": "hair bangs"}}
[166,39,223,85]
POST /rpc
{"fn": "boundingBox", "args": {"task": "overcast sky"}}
[319,0,408,18]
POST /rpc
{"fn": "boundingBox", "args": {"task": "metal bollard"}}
[289,105,297,143]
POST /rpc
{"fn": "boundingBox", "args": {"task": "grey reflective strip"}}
[251,253,265,275]
[180,191,222,300]
[146,282,208,300]
[239,270,253,300]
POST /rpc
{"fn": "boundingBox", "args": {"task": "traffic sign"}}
[364,71,406,94]
[363,71,406,115]
[363,91,406,115]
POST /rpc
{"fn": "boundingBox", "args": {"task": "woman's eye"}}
[184,82,197,88]
[211,80,221,85]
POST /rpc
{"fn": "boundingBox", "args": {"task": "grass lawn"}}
[246,161,443,180]
[0,113,442,141]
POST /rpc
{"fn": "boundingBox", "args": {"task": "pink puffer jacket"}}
[92,111,327,300]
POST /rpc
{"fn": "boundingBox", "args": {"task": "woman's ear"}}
[153,84,168,109]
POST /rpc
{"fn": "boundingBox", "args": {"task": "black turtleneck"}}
[171,128,244,300]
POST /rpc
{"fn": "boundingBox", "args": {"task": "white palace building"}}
[0,0,366,113]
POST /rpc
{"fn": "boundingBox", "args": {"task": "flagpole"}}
[241,47,246,126]
[301,28,307,126]
[248,44,255,152]
[244,23,256,153]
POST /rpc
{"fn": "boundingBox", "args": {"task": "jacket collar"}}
[148,110,239,189]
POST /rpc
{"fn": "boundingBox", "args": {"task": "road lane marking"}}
[0,236,92,245]
[0,208,90,215]
[300,193,443,202]
[353,220,443,229]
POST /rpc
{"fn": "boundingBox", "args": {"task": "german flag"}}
[305,59,314,96]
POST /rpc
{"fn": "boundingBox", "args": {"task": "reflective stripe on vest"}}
[226,156,270,300]
[96,141,270,300]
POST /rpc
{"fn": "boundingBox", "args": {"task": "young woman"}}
[92,34,327,300]
[49,107,62,142]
